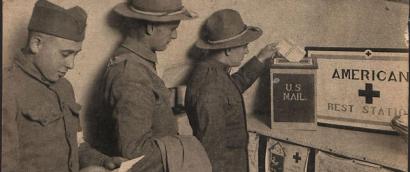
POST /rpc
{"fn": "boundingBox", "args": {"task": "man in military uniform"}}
[2,1,119,172]
[87,0,198,171]
[185,9,280,172]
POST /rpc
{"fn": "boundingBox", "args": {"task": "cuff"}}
[244,56,267,76]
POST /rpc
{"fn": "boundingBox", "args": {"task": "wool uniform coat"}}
[2,51,81,172]
[185,57,266,172]
[90,37,178,172]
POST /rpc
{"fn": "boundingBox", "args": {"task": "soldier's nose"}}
[171,30,178,39]
[65,56,75,70]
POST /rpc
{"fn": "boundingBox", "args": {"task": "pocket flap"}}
[227,96,242,106]
[22,106,63,126]
[67,102,81,116]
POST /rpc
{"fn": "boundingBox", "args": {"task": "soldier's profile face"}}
[151,21,181,51]
[33,36,82,82]
[227,44,249,67]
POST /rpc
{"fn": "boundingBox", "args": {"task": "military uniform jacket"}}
[2,51,81,172]
[93,37,178,172]
[185,57,266,172]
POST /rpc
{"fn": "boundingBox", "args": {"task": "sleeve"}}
[109,63,163,171]
[230,57,267,93]
[2,81,20,171]
[78,142,109,169]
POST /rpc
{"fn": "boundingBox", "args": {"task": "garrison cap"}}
[28,0,87,42]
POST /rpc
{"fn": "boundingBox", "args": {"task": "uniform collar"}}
[203,58,231,73]
[120,36,158,64]
[14,50,52,86]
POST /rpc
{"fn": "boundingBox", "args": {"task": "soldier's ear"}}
[146,23,154,35]
[28,35,43,54]
[225,48,232,56]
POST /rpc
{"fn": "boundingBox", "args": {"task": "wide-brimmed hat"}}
[114,0,197,22]
[196,9,262,50]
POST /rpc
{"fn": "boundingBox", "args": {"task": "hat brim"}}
[114,3,197,22]
[195,26,263,50]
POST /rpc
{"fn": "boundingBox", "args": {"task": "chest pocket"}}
[225,95,242,113]
[152,79,171,106]
[153,89,172,106]
[22,105,63,126]
[22,102,81,126]
[153,90,162,105]
[67,102,81,117]
[65,102,81,131]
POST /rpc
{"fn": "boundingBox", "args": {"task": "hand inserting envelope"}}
[275,39,306,62]
[112,156,144,172]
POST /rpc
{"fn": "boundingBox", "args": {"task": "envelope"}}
[112,156,144,172]
[277,39,305,62]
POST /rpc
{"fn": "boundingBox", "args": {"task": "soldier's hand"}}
[80,166,111,172]
[103,156,128,170]
[256,42,280,62]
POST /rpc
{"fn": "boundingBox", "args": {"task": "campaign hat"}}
[196,9,262,50]
[113,0,197,22]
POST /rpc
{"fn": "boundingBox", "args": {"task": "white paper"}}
[277,39,305,62]
[114,156,144,172]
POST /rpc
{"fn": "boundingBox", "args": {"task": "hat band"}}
[129,5,186,16]
[208,27,248,44]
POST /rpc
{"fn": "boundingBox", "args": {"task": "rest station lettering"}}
[328,103,407,116]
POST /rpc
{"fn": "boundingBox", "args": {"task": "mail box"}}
[270,57,318,130]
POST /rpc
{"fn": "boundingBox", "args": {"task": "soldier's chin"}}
[156,45,168,51]
[230,62,241,67]
[49,74,63,82]
[45,78,58,83]
[152,43,166,51]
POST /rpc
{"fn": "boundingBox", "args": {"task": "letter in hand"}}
[80,166,111,172]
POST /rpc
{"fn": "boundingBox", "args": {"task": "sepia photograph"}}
[2,0,409,172]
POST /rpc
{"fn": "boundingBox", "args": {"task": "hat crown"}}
[29,0,87,42]
[130,0,183,13]
[67,6,87,27]
[205,9,247,42]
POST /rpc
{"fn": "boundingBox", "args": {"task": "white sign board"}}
[309,49,408,131]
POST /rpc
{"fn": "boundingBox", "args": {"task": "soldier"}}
[2,1,119,172]
[87,0,199,171]
[185,9,280,172]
